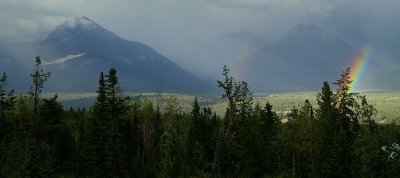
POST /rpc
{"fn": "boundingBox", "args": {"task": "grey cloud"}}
[193,0,335,16]
[0,0,399,79]
[198,0,271,10]
[320,0,400,67]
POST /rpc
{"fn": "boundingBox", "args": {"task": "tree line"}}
[0,58,400,177]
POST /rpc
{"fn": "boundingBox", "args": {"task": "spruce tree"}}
[334,67,359,134]
[316,81,339,177]
[187,97,201,172]
[333,67,359,177]
[29,56,50,118]
[23,56,50,177]
[105,68,128,177]
[0,72,16,178]
[216,65,237,177]
[0,72,15,131]
[160,96,185,177]
[82,72,108,177]
[297,100,317,177]
[37,95,73,176]
[260,102,280,176]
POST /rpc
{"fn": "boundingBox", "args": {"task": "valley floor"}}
[46,91,400,123]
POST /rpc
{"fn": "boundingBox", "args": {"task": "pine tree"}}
[296,100,318,177]
[187,97,201,172]
[216,65,238,177]
[0,72,15,122]
[0,72,15,151]
[334,67,360,133]
[333,67,359,177]
[236,81,253,124]
[286,107,299,177]
[187,97,218,175]
[357,95,377,133]
[29,56,50,119]
[82,68,131,177]
[261,102,280,176]
[81,72,108,177]
[22,56,51,177]
[316,81,339,177]
[0,72,17,178]
[105,68,128,177]
[160,95,185,177]
[37,95,73,176]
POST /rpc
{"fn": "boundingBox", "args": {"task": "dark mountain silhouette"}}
[0,17,214,93]
[237,24,382,91]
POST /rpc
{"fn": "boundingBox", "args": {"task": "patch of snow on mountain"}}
[43,53,85,65]
[59,17,96,31]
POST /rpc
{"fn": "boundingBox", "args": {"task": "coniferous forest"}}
[1,57,400,178]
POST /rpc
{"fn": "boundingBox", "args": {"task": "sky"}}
[0,0,399,79]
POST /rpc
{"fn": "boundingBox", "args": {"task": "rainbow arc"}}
[349,43,373,92]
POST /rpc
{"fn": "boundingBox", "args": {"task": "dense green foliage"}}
[1,62,400,177]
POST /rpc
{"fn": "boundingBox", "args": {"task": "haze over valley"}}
[1,1,400,177]
[1,0,400,93]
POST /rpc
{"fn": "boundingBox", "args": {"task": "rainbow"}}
[349,43,373,92]
[235,37,261,80]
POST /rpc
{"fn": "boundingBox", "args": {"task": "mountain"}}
[237,24,381,91]
[0,17,214,93]
[217,30,266,65]
[193,30,266,81]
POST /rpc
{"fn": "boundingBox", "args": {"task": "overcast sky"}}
[1,0,399,78]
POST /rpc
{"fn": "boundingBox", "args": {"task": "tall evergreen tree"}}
[216,66,235,172]
[187,97,218,175]
[83,68,130,177]
[37,95,73,176]
[334,67,360,134]
[296,100,318,177]
[236,81,253,124]
[333,67,359,177]
[216,66,243,177]
[22,56,51,177]
[357,95,377,133]
[81,72,108,177]
[0,72,15,122]
[316,81,339,177]
[2,64,400,177]
[0,72,16,178]
[160,95,185,177]
[187,97,201,172]
[261,102,280,176]
[29,56,50,118]
[0,72,15,150]
[105,68,129,177]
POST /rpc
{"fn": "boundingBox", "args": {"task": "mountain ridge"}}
[0,17,215,93]
[237,24,377,92]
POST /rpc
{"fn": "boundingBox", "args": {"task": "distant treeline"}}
[1,57,400,177]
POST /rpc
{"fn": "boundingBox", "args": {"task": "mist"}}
[0,0,399,81]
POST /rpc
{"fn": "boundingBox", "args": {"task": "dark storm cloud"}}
[192,0,271,10]
[320,0,400,68]
[0,0,399,76]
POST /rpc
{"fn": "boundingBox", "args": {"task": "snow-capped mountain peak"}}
[44,16,120,43]
[58,16,97,31]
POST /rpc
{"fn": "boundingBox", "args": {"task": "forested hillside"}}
[1,58,400,177]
